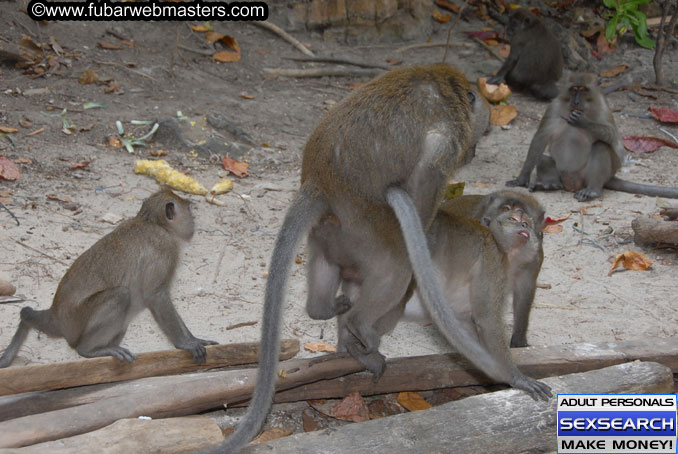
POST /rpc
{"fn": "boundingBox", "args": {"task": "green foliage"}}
[604,0,656,49]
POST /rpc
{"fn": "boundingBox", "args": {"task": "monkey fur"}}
[488,8,563,100]
[507,73,678,201]
[0,189,217,368]
[208,65,549,454]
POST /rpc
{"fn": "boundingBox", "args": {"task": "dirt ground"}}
[1,2,677,432]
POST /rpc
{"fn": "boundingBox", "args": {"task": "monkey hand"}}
[506,175,529,188]
[565,109,585,126]
[574,188,601,202]
[177,337,218,364]
[511,375,552,401]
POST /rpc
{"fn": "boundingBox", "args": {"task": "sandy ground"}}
[0,3,677,415]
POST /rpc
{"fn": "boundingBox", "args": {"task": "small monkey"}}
[211,65,537,454]
[0,189,216,368]
[488,8,563,100]
[405,191,545,349]
[507,73,678,201]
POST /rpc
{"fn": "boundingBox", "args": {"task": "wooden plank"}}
[0,339,300,397]
[272,336,678,403]
[0,354,365,448]
[2,337,677,422]
[241,361,674,453]
[0,417,223,454]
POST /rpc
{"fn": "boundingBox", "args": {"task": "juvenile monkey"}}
[212,65,548,454]
[507,72,678,201]
[0,189,216,368]
[488,8,563,100]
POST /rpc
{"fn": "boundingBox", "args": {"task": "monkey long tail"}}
[385,187,512,383]
[605,177,678,198]
[0,320,30,368]
[204,185,327,454]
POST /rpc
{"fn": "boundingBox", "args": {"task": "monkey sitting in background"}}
[507,73,678,201]
[0,189,217,368]
[488,8,563,100]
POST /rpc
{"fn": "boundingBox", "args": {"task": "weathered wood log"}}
[0,417,223,454]
[0,339,299,397]
[272,336,678,403]
[240,361,674,453]
[632,216,678,246]
[0,354,364,448]
[2,337,677,423]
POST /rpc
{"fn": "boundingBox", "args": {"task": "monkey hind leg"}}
[576,142,613,202]
[529,82,559,101]
[74,287,137,362]
[533,156,564,191]
[305,233,348,320]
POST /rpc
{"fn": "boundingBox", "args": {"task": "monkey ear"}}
[165,201,176,220]
[466,90,476,104]
[481,215,492,227]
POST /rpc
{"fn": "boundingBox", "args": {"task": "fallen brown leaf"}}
[190,24,210,33]
[14,158,32,164]
[432,9,452,23]
[596,34,616,54]
[251,428,293,444]
[301,409,320,432]
[0,126,18,134]
[97,41,124,50]
[104,80,120,94]
[213,50,241,63]
[27,128,45,137]
[649,106,678,124]
[222,155,249,177]
[490,105,517,126]
[608,251,653,276]
[329,392,369,422]
[78,69,99,84]
[368,395,405,419]
[68,161,91,170]
[543,224,563,234]
[600,64,629,78]
[304,342,337,353]
[435,0,461,13]
[19,118,32,128]
[240,92,255,100]
[0,156,23,181]
[397,392,432,412]
[623,136,678,153]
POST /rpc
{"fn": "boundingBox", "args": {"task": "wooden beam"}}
[0,339,300,397]
[240,361,674,453]
[0,417,223,454]
[0,354,365,448]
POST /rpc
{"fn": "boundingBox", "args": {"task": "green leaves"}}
[604,0,655,49]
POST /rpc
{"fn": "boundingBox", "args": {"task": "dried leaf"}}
[435,0,461,13]
[329,392,369,422]
[240,92,255,100]
[478,77,511,103]
[14,158,32,164]
[490,105,518,126]
[304,342,337,353]
[222,155,249,177]
[27,128,44,137]
[649,106,678,124]
[0,156,23,181]
[190,24,211,33]
[104,80,120,94]
[0,126,18,134]
[397,392,432,412]
[623,136,678,153]
[433,9,451,23]
[386,58,402,65]
[19,118,32,128]
[204,31,223,44]
[78,69,99,85]
[251,428,293,444]
[596,34,616,54]
[608,251,653,276]
[301,409,320,432]
[97,41,124,50]
[545,213,571,224]
[368,395,405,419]
[466,31,500,40]
[542,224,563,233]
[213,50,241,63]
[68,161,91,170]
[600,64,629,78]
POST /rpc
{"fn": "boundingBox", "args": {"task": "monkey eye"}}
[165,202,176,220]
[501,205,511,211]
[467,90,476,103]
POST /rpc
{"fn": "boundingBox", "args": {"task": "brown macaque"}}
[211,65,547,454]
[507,73,678,201]
[0,189,216,368]
[404,190,545,349]
[488,9,563,100]
[462,88,491,165]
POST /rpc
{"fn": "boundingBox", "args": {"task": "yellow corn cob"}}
[135,160,208,195]
[209,178,234,195]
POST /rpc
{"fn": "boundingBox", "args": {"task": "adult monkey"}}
[488,8,563,100]
[507,72,678,201]
[209,65,544,453]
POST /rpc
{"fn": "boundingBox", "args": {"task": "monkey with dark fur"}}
[206,65,549,454]
[0,189,217,368]
[488,8,563,100]
[507,72,678,201]
[318,190,545,391]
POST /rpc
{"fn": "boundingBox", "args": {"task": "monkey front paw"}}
[110,347,138,363]
[179,338,217,364]
[512,376,552,401]
[566,110,583,126]
[574,188,601,202]
[506,176,529,188]
[510,336,529,349]
[345,342,386,381]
